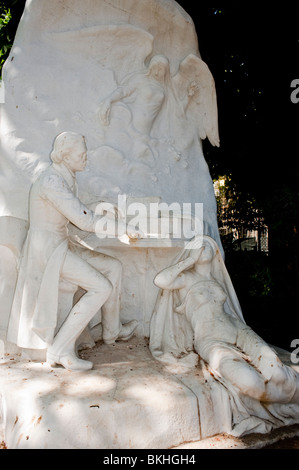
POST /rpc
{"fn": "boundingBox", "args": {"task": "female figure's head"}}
[147,55,170,83]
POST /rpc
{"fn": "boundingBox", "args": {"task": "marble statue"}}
[98,52,219,176]
[151,236,299,405]
[98,54,177,173]
[0,0,224,350]
[0,0,298,449]
[0,0,221,255]
[150,236,299,434]
[99,54,173,136]
[7,132,139,371]
[150,236,244,365]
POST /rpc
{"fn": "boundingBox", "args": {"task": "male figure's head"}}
[50,132,87,173]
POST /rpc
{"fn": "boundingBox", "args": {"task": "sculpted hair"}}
[146,54,170,78]
[50,132,86,163]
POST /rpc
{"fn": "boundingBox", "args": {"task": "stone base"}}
[174,425,299,450]
[0,337,298,450]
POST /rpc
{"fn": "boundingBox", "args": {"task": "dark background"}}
[1,1,299,350]
[179,3,299,351]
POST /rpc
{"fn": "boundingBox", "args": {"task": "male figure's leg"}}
[70,245,138,345]
[71,246,122,343]
[47,249,113,370]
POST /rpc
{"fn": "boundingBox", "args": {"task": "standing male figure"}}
[7,132,139,371]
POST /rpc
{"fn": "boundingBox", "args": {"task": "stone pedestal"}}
[1,337,298,449]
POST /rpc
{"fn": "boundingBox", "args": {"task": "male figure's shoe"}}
[118,319,138,341]
[47,351,93,371]
[103,320,138,345]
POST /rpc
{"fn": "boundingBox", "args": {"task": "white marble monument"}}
[0,0,298,449]
[0,0,221,349]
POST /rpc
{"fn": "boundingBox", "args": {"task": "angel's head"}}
[147,55,170,83]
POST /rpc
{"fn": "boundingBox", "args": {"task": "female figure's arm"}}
[154,256,195,291]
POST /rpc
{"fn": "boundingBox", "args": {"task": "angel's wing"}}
[173,54,220,147]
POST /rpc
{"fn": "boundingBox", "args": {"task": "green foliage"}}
[0,5,12,73]
[215,174,267,239]
[0,0,26,78]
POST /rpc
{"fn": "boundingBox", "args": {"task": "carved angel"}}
[173,54,220,147]
[98,54,173,136]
